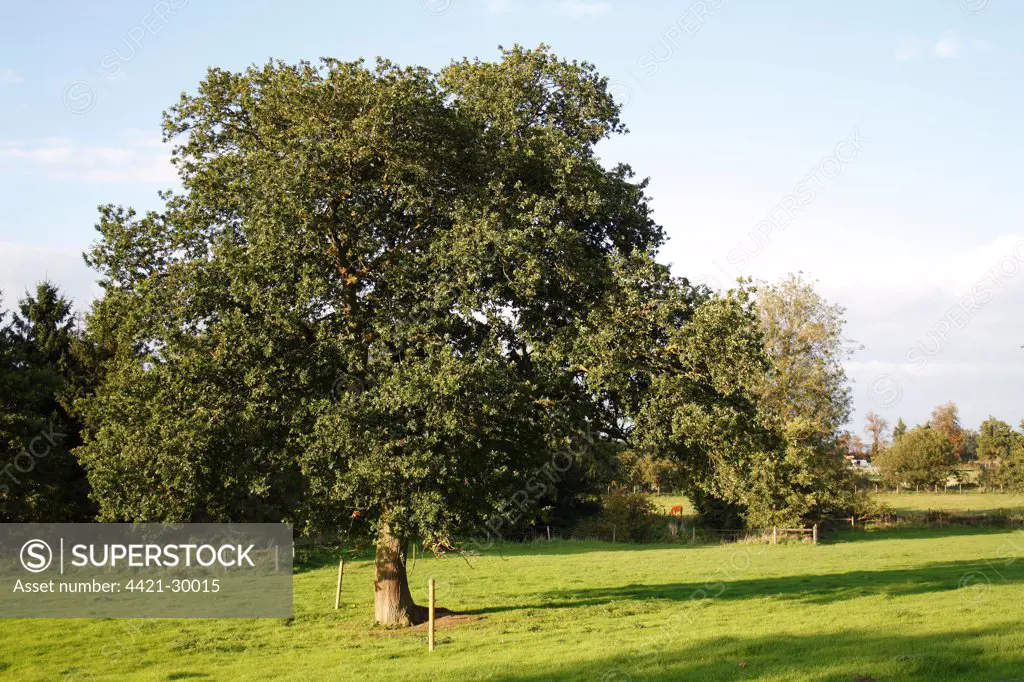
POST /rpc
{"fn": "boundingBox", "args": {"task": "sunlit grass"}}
[875,490,1024,515]
[4,527,1024,680]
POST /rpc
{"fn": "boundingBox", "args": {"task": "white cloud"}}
[932,32,959,59]
[0,131,176,184]
[0,144,73,164]
[87,147,138,164]
[40,136,74,147]
[654,177,1024,430]
[0,68,22,86]
[123,128,167,148]
[550,0,611,16]
[830,234,1024,430]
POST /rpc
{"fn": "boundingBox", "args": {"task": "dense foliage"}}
[71,46,676,624]
[874,426,957,489]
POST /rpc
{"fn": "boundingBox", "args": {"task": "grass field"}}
[651,490,1024,518]
[4,527,1024,680]
[875,491,1024,515]
[649,494,696,517]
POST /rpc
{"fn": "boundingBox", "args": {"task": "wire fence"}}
[491,524,821,546]
[294,506,1024,559]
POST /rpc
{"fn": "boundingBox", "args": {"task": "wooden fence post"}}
[692,527,696,544]
[772,527,777,545]
[812,524,818,545]
[428,578,436,651]
[334,558,345,610]
[612,525,616,543]
[274,546,280,573]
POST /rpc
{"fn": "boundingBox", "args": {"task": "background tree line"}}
[848,403,1024,491]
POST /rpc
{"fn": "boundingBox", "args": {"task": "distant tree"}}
[579,267,858,530]
[893,417,907,442]
[585,273,781,525]
[863,410,890,458]
[599,486,658,542]
[930,401,965,460]
[961,428,979,462]
[874,426,957,489]
[625,273,861,529]
[0,293,49,522]
[740,274,859,528]
[618,450,677,494]
[0,284,94,522]
[754,274,854,437]
[836,431,853,456]
[976,417,1020,467]
[850,434,867,458]
[996,441,1024,491]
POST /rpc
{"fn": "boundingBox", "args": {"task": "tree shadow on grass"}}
[461,557,1024,614]
[488,625,1024,681]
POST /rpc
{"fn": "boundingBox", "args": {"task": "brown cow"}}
[670,504,684,517]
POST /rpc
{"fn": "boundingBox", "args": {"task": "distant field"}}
[5,528,1024,680]
[651,491,1024,517]
[875,491,1024,515]
[649,493,696,517]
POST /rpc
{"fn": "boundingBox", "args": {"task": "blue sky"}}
[1,0,1021,436]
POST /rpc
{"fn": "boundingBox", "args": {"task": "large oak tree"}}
[76,46,661,625]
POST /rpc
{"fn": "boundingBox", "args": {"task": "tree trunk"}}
[373,524,423,626]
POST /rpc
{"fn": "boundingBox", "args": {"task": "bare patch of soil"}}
[371,610,483,636]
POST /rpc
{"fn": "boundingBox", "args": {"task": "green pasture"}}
[874,490,1024,515]
[4,526,1024,680]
